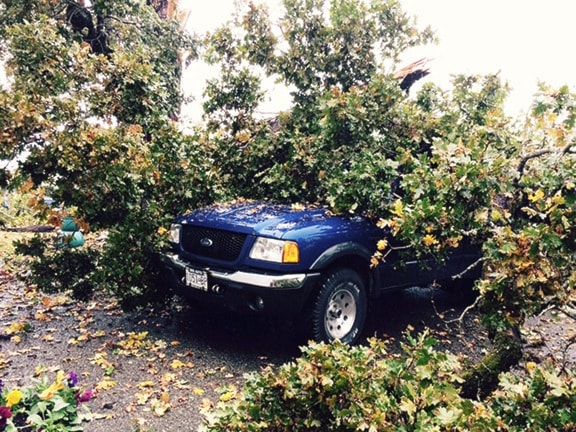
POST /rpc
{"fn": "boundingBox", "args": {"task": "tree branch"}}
[451,257,486,280]
[513,141,575,187]
[443,294,481,325]
[514,148,552,186]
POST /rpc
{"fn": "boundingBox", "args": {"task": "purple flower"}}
[0,406,12,429]
[68,372,78,388]
[75,389,94,405]
[0,379,3,393]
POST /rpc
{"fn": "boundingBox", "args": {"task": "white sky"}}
[400,0,576,114]
[179,0,576,123]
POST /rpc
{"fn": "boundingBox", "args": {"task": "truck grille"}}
[181,225,247,261]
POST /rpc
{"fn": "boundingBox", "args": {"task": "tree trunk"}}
[147,0,176,20]
[460,327,523,399]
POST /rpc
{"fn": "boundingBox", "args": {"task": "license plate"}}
[185,268,208,291]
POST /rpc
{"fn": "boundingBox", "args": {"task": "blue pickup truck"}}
[161,200,480,344]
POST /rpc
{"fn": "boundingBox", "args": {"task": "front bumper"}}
[160,252,321,316]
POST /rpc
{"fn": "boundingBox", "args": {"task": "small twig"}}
[442,295,482,325]
[451,257,486,280]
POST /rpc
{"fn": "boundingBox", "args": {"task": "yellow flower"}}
[55,370,65,385]
[39,376,65,401]
[6,389,22,407]
[157,226,168,236]
[422,234,439,247]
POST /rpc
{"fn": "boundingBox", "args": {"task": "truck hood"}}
[175,201,342,238]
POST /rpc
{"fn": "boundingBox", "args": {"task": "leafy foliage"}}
[201,0,434,206]
[1,0,574,355]
[200,0,575,342]
[1,0,575,429]
[14,234,99,301]
[0,187,48,228]
[0,371,93,432]
[200,334,576,431]
[0,0,218,306]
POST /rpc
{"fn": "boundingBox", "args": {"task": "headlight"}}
[169,223,181,244]
[249,237,300,264]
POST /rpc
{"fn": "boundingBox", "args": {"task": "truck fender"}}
[309,242,381,294]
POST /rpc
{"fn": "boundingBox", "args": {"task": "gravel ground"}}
[1,265,574,432]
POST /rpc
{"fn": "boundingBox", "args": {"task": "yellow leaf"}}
[152,398,171,417]
[171,359,188,370]
[219,388,237,402]
[162,373,176,385]
[376,239,388,251]
[550,195,565,206]
[138,381,155,389]
[125,403,137,413]
[193,387,205,396]
[95,378,117,391]
[91,352,114,370]
[8,322,25,334]
[200,398,214,410]
[234,130,251,143]
[34,365,47,376]
[391,199,404,216]
[446,236,461,248]
[422,234,439,247]
[35,312,49,321]
[528,189,545,202]
[399,397,416,418]
[136,392,151,405]
[376,218,389,229]
[0,357,10,370]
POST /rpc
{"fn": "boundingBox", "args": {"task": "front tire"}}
[310,268,367,344]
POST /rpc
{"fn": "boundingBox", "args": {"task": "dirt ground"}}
[1,259,575,432]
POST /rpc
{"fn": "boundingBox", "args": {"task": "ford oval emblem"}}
[200,238,213,247]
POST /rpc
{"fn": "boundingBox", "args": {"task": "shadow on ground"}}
[160,283,483,365]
